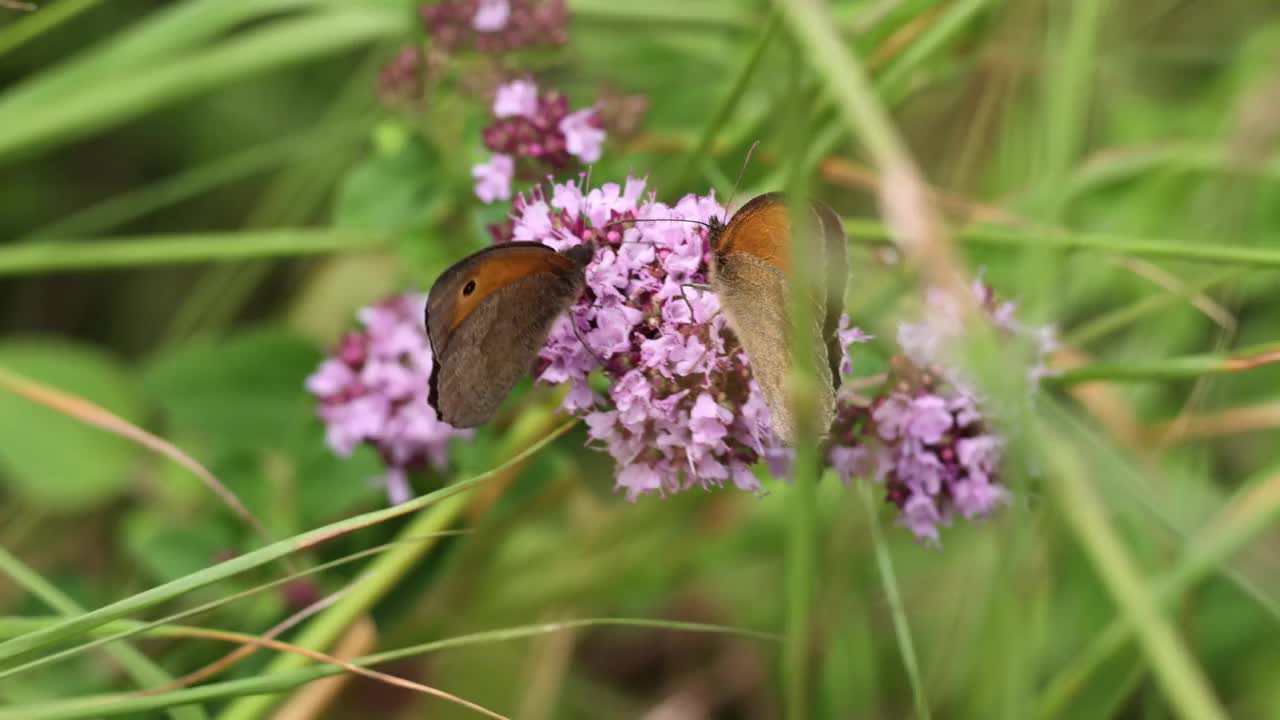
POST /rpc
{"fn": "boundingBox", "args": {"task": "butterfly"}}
[707,192,848,443]
[424,242,592,428]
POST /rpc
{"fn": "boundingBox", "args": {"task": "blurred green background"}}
[1,0,1280,718]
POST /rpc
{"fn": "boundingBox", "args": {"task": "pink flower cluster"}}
[826,281,1054,546]
[473,79,606,204]
[421,0,568,54]
[501,175,791,499]
[305,294,470,504]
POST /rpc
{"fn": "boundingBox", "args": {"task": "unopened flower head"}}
[421,0,568,55]
[473,79,606,202]
[306,293,471,504]
[377,46,426,107]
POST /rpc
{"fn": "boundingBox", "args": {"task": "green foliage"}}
[0,339,141,511]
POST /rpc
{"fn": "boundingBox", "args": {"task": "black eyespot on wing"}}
[463,280,477,296]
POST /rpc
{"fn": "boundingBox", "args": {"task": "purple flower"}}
[472,0,510,31]
[422,0,568,55]
[306,293,471,504]
[829,354,1010,546]
[493,79,538,118]
[499,175,784,500]
[836,314,873,377]
[481,79,607,184]
[472,153,514,203]
[897,277,1058,389]
[559,108,605,162]
[376,46,424,107]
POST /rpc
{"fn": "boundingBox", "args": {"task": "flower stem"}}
[844,219,1280,269]
[858,482,931,720]
[1039,469,1280,718]
[0,229,385,276]
[1043,431,1228,720]
[1046,342,1280,386]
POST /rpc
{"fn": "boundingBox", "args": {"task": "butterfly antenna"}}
[723,140,760,220]
[600,217,714,234]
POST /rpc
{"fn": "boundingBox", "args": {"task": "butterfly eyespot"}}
[463,280,477,296]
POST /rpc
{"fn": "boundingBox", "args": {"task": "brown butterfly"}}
[425,242,593,428]
[707,192,848,443]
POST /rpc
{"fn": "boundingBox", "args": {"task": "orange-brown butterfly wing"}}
[712,192,791,273]
[710,193,846,442]
[425,243,589,427]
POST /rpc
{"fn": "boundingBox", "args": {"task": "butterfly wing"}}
[713,246,796,442]
[712,194,837,443]
[813,200,848,390]
[425,243,588,427]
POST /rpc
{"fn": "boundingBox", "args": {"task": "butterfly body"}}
[425,242,592,427]
[708,193,848,443]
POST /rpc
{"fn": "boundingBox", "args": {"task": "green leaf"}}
[121,509,237,584]
[333,126,446,233]
[0,339,142,512]
[143,328,321,452]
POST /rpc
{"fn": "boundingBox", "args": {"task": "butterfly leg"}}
[678,282,714,321]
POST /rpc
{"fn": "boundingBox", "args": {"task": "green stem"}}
[0,7,398,161]
[0,547,205,720]
[1046,342,1280,386]
[21,121,368,242]
[673,13,780,188]
[858,483,931,719]
[844,219,1280,269]
[217,408,565,720]
[1039,471,1280,718]
[0,229,386,276]
[1043,432,1228,720]
[1066,268,1244,346]
[0,418,576,670]
[567,0,753,31]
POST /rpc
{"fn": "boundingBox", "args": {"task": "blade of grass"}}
[774,0,970,303]
[0,618,775,720]
[0,533,471,680]
[1042,427,1228,720]
[0,365,278,556]
[794,0,992,184]
[842,219,1280,269]
[672,12,779,188]
[1046,341,1280,386]
[0,229,387,276]
[0,0,103,57]
[0,418,576,669]
[20,119,369,242]
[858,482,931,720]
[0,547,205,720]
[218,407,570,720]
[567,0,752,32]
[1039,468,1280,718]
[0,8,400,162]
[0,0,323,120]
[1067,268,1244,346]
